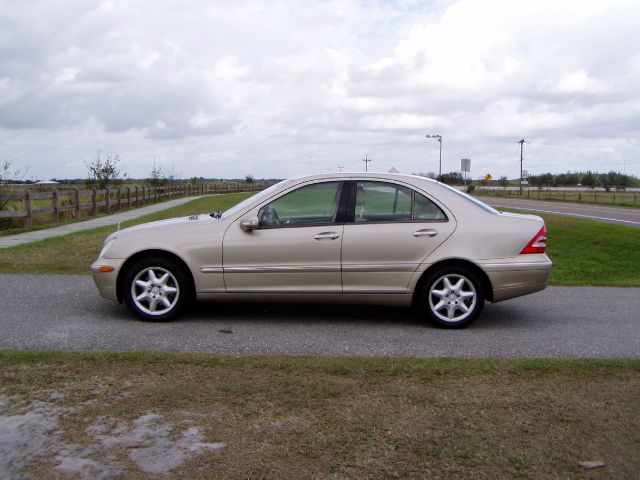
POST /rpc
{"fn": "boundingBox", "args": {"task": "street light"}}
[518,138,528,195]
[426,134,442,180]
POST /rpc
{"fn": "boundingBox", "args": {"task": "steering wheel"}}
[260,205,280,225]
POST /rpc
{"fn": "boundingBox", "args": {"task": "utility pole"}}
[362,153,372,172]
[518,138,527,195]
[338,166,344,172]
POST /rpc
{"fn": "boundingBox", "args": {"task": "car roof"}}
[288,172,440,185]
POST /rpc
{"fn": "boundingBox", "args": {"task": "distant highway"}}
[481,196,640,227]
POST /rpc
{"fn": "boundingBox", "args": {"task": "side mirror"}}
[239,215,259,231]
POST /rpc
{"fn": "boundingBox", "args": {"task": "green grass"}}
[502,209,640,286]
[0,193,253,274]
[1,193,639,287]
[1,352,638,479]
[476,189,640,209]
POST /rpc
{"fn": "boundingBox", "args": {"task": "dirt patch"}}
[0,393,224,479]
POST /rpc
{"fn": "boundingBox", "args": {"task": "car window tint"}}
[355,181,412,223]
[414,192,447,220]
[259,181,342,227]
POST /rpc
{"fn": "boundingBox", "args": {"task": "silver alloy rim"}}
[130,266,180,316]
[428,274,477,323]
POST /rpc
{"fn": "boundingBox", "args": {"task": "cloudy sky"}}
[1,0,639,181]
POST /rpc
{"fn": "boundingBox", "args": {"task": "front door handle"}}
[413,229,438,237]
[314,232,340,240]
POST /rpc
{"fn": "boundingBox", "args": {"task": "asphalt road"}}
[483,196,640,227]
[1,274,638,358]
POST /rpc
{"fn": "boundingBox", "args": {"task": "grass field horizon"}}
[0,192,638,287]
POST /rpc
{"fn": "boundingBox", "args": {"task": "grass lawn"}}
[1,193,639,287]
[500,209,640,286]
[0,193,252,274]
[1,352,638,479]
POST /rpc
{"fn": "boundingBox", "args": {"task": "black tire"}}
[419,266,485,328]
[122,256,190,322]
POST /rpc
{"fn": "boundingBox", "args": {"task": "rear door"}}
[341,180,456,293]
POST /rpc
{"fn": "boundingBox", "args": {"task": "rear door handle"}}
[314,232,340,240]
[413,229,438,237]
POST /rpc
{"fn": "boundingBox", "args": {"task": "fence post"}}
[115,187,121,211]
[106,187,111,214]
[134,186,139,206]
[595,191,597,203]
[73,188,80,218]
[24,189,33,228]
[92,188,97,216]
[127,187,131,208]
[52,188,59,223]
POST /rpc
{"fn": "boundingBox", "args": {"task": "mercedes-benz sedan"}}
[91,173,551,328]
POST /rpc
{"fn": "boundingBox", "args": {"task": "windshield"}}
[438,183,499,214]
[220,180,292,219]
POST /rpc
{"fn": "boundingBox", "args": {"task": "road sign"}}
[461,158,471,172]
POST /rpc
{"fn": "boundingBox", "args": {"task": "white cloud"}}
[0,0,638,180]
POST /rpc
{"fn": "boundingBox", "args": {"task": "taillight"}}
[520,225,547,254]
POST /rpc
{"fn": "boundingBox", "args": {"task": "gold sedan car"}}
[91,173,551,328]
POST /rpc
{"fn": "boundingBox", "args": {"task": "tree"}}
[147,163,166,187]
[1,160,25,226]
[499,176,509,187]
[86,152,124,189]
[581,171,596,189]
[245,174,254,184]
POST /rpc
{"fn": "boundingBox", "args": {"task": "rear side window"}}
[414,192,447,220]
[355,182,412,223]
[354,181,446,223]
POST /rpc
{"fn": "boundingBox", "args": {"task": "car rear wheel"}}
[420,267,485,328]
[122,257,189,321]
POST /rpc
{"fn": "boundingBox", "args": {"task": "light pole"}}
[518,138,527,195]
[426,134,442,180]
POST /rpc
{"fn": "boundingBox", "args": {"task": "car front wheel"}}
[420,267,485,328]
[122,257,189,321]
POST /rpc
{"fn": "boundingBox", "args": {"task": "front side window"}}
[258,181,343,227]
[354,181,447,223]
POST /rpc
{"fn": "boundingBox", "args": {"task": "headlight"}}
[99,238,116,258]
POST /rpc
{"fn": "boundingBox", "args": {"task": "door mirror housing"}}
[239,216,259,231]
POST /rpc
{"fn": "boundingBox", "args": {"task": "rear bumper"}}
[481,257,552,302]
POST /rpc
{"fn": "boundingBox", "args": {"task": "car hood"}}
[105,214,220,242]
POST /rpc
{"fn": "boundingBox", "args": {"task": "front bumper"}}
[90,258,125,302]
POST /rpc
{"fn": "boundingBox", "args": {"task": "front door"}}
[223,181,345,293]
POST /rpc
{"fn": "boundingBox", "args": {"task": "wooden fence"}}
[0,182,269,228]
[475,187,639,208]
